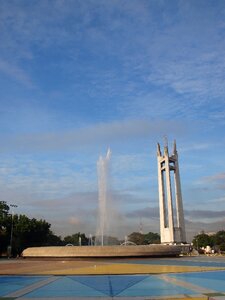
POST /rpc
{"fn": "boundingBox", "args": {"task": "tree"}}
[192,233,213,249]
[0,200,63,256]
[0,201,10,254]
[12,215,52,255]
[0,201,10,221]
[63,233,88,245]
[46,233,63,246]
[144,232,160,244]
[214,231,225,245]
[104,236,120,245]
[128,232,160,245]
[128,232,145,245]
[0,200,10,234]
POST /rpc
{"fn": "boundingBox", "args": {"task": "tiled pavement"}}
[1,256,225,299]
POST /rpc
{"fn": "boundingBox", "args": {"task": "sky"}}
[1,0,225,242]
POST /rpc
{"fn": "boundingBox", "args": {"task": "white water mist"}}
[95,148,111,246]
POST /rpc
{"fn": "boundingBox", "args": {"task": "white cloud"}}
[0,60,34,88]
[0,119,186,153]
[198,172,225,190]
[0,156,98,204]
[0,1,225,240]
[68,216,81,225]
[180,143,212,153]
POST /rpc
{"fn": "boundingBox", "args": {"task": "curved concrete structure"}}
[22,244,181,258]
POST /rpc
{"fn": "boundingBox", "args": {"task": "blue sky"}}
[1,0,225,241]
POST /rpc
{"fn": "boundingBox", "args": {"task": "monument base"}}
[22,244,181,258]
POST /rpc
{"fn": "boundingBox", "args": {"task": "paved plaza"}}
[1,256,225,299]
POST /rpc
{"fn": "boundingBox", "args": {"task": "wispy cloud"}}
[186,209,225,219]
[200,172,225,190]
[0,60,34,88]
[180,143,212,153]
[1,1,225,120]
[185,218,225,240]
[1,1,225,240]
[0,119,186,153]
[126,206,159,219]
[0,156,98,203]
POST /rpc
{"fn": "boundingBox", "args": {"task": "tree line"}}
[3,199,225,257]
[192,231,225,252]
[0,200,160,257]
[0,201,62,256]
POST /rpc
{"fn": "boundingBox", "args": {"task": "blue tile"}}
[0,276,47,296]
[69,275,111,296]
[109,275,148,296]
[2,270,225,298]
[24,277,106,298]
[70,275,147,297]
[169,271,225,293]
[70,275,147,296]
[118,276,197,297]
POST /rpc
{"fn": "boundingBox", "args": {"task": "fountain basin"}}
[22,244,181,258]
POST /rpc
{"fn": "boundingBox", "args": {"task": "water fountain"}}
[88,234,93,246]
[95,148,112,246]
[22,148,182,258]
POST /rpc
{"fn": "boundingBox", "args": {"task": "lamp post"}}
[9,204,18,258]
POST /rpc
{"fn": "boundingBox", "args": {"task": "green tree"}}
[12,215,52,255]
[0,200,63,256]
[105,236,120,245]
[211,231,225,252]
[0,201,10,222]
[0,201,10,254]
[192,233,214,249]
[214,231,225,246]
[128,232,145,245]
[46,233,63,246]
[144,232,160,244]
[63,232,88,245]
[128,232,160,245]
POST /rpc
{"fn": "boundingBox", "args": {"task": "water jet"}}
[22,147,183,259]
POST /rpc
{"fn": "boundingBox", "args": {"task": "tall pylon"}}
[157,140,186,244]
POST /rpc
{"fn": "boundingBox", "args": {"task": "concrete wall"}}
[22,244,181,258]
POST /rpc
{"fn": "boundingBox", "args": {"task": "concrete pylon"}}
[157,140,186,244]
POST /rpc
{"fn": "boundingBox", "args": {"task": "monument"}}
[157,140,186,244]
[22,143,184,258]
